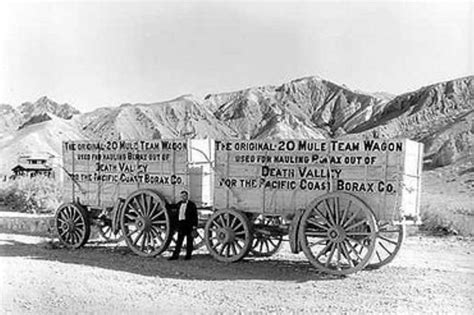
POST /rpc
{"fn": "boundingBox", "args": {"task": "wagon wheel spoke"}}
[212,219,225,229]
[218,244,227,256]
[132,229,145,246]
[346,232,372,237]
[305,228,328,237]
[129,203,143,218]
[345,219,369,231]
[339,200,351,225]
[150,226,165,244]
[342,207,361,229]
[313,206,333,228]
[72,213,82,224]
[314,242,332,261]
[344,240,363,263]
[264,239,271,253]
[346,236,369,249]
[334,197,340,226]
[126,228,138,238]
[378,241,392,255]
[378,235,399,245]
[268,238,276,248]
[63,206,72,220]
[230,243,237,256]
[308,238,329,247]
[340,241,354,268]
[234,222,243,230]
[229,216,238,229]
[218,215,226,228]
[325,243,337,267]
[323,199,337,227]
[149,208,164,222]
[375,249,383,263]
[57,217,67,224]
[307,217,330,231]
[336,244,342,269]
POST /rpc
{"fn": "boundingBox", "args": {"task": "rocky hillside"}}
[0,96,80,135]
[204,76,388,139]
[350,76,473,166]
[79,95,237,140]
[18,96,80,120]
[0,104,21,135]
[0,75,472,174]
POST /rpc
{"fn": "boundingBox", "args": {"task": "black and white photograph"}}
[0,0,473,313]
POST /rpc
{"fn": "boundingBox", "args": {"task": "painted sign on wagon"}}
[62,139,188,207]
[213,139,423,221]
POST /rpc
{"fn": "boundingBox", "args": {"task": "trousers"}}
[172,221,194,258]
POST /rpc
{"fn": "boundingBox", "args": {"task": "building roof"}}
[12,164,52,171]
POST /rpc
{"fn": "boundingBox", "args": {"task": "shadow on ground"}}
[0,238,343,282]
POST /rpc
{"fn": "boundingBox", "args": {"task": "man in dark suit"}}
[168,190,198,260]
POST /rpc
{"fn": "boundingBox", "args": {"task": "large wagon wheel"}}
[204,209,253,263]
[120,189,171,257]
[55,203,90,249]
[299,192,377,275]
[365,222,405,269]
[250,215,283,257]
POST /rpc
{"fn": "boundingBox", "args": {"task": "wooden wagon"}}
[55,138,423,275]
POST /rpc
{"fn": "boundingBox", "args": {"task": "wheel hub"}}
[62,220,74,232]
[327,225,346,243]
[136,217,152,231]
[217,227,235,244]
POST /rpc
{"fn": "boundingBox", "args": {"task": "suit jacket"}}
[171,200,198,228]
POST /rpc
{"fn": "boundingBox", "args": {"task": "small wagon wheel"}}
[250,215,283,257]
[365,222,405,269]
[120,189,171,257]
[98,224,124,243]
[204,209,253,263]
[299,192,377,275]
[55,203,90,249]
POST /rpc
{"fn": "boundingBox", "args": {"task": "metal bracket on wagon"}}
[289,209,305,254]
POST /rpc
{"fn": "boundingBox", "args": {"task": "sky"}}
[0,0,472,112]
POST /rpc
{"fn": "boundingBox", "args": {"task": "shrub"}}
[420,205,474,236]
[0,175,62,214]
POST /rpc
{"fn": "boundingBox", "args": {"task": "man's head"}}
[180,190,189,202]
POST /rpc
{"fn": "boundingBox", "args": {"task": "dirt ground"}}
[0,233,473,314]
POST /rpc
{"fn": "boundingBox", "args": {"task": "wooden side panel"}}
[400,140,424,220]
[62,140,188,208]
[214,139,422,222]
[188,139,215,207]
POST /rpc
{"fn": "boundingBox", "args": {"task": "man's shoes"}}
[168,256,179,261]
[184,256,192,261]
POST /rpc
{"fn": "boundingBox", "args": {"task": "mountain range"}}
[0,75,472,174]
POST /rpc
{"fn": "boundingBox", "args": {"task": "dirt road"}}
[0,233,473,314]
